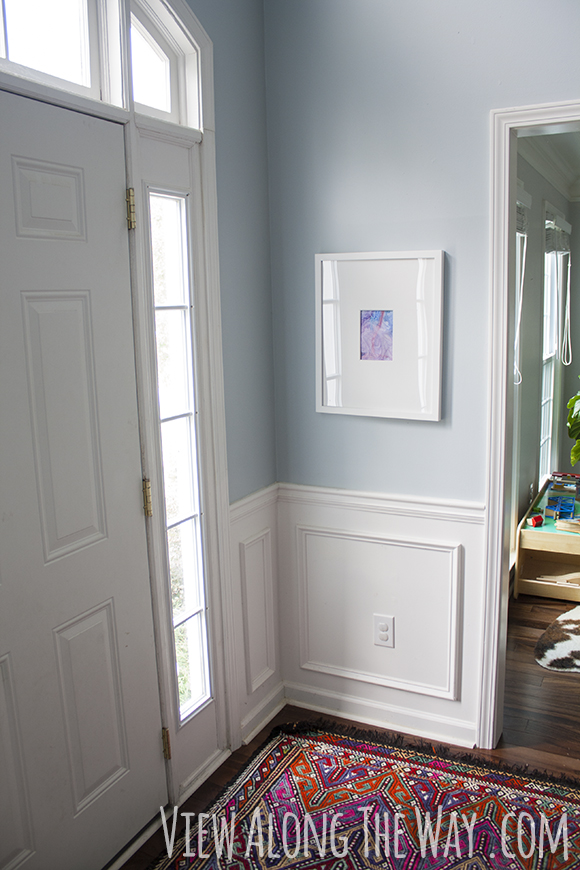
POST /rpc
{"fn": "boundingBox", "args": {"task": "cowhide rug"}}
[534,605,580,671]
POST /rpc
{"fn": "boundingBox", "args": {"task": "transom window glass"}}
[149,191,211,721]
[1,0,91,86]
[130,13,172,113]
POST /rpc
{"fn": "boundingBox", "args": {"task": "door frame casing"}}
[480,99,580,748]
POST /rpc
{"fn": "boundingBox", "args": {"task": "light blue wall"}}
[185,0,580,504]
[264,0,580,501]
[186,0,276,503]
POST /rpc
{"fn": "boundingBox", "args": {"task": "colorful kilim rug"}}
[151,724,580,869]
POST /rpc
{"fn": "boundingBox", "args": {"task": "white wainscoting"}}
[297,525,462,700]
[230,483,486,747]
[240,527,277,694]
[229,485,284,743]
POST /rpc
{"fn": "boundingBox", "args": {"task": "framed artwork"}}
[315,250,444,420]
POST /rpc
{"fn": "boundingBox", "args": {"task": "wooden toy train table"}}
[514,477,580,602]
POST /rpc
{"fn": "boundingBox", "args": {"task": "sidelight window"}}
[149,191,210,721]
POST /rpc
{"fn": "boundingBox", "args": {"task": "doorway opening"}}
[484,100,580,754]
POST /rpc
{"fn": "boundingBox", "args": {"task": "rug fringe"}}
[273,718,580,790]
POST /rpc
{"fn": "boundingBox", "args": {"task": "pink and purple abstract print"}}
[360,309,393,360]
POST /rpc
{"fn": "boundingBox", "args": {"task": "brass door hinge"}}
[142,478,153,516]
[162,727,172,760]
[126,188,136,229]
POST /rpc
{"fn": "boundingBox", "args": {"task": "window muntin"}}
[149,191,210,721]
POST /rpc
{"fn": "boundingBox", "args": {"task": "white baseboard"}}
[284,681,477,747]
[241,681,285,744]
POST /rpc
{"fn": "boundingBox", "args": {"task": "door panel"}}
[21,291,107,559]
[0,91,167,870]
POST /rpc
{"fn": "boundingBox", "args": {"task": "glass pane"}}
[543,252,560,360]
[322,302,339,377]
[160,416,197,525]
[321,259,339,300]
[325,377,340,407]
[174,614,209,718]
[5,0,90,86]
[130,16,171,113]
[155,309,191,419]
[168,518,202,622]
[150,194,188,306]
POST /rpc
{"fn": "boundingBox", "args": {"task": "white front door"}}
[0,91,167,870]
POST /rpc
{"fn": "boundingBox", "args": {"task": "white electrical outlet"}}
[373,613,394,648]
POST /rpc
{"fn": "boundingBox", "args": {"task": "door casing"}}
[481,98,580,749]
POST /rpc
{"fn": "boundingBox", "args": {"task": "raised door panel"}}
[21,292,107,560]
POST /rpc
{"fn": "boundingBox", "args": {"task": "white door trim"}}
[480,99,580,748]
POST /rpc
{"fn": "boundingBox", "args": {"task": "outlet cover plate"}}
[373,613,394,648]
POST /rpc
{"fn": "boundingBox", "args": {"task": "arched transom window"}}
[0,0,201,127]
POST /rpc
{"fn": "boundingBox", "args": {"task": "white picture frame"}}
[315,250,444,421]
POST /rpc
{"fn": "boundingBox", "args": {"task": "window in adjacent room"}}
[539,207,572,485]
[508,182,530,564]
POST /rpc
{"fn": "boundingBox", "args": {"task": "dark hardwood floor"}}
[116,594,580,870]
[489,594,580,767]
